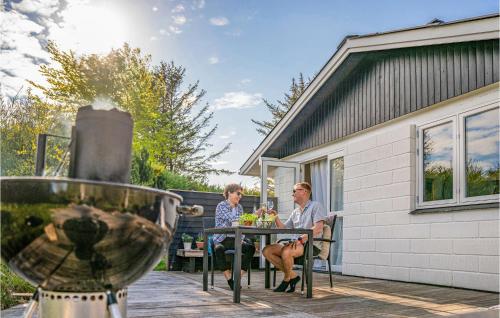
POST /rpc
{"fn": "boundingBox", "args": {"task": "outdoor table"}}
[202,226,314,303]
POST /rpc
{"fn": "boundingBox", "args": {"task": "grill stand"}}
[23,289,127,318]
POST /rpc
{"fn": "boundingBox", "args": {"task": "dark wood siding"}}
[267,39,499,159]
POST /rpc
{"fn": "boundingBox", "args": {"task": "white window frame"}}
[326,150,345,216]
[417,117,458,208]
[417,102,499,208]
[459,103,500,204]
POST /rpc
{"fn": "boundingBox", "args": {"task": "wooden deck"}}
[3,271,499,317]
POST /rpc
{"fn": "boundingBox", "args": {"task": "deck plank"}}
[2,271,498,318]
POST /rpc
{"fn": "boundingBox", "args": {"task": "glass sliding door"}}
[327,152,344,273]
[259,157,301,267]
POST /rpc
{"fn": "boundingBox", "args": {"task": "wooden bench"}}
[176,249,260,273]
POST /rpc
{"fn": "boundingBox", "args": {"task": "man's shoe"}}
[286,276,300,293]
[273,280,290,292]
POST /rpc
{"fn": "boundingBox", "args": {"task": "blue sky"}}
[1,0,498,187]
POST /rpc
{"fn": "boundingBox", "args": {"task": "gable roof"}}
[240,14,500,176]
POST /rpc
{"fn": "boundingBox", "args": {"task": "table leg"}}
[265,234,271,289]
[203,232,208,291]
[307,231,313,298]
[233,228,242,303]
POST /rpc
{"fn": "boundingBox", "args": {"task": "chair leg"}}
[273,267,276,287]
[327,258,333,288]
[247,260,251,288]
[210,255,214,289]
[301,261,306,294]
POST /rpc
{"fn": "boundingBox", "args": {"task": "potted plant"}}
[195,233,204,250]
[239,213,258,226]
[182,233,193,250]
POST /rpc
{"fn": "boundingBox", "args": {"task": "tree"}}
[27,42,230,182]
[252,73,309,136]
[150,61,231,181]
[0,89,68,176]
[28,41,158,143]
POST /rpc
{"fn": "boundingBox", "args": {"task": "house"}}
[240,14,499,292]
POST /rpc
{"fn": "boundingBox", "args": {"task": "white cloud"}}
[192,0,205,10]
[240,78,251,84]
[208,56,219,64]
[152,6,158,12]
[0,0,134,98]
[159,28,167,35]
[172,4,185,13]
[11,0,60,17]
[212,91,262,110]
[169,25,182,34]
[210,17,229,26]
[219,131,236,139]
[150,36,158,41]
[0,9,49,96]
[172,15,187,25]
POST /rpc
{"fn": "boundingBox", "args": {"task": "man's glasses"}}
[292,188,306,193]
[236,192,243,196]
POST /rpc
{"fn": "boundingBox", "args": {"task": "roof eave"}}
[239,14,500,176]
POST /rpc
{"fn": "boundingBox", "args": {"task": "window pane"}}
[423,122,454,201]
[330,157,344,211]
[465,108,500,197]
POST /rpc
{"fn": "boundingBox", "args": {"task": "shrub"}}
[1,261,35,310]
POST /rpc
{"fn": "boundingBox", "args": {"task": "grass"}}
[0,261,35,310]
[154,256,168,271]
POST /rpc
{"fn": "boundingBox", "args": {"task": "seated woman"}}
[262,182,326,293]
[213,183,256,290]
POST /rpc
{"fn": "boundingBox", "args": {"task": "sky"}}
[1,0,498,188]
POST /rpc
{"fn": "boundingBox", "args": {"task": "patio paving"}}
[2,270,498,317]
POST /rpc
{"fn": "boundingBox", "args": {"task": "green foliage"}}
[0,91,69,177]
[24,41,230,182]
[424,166,453,201]
[1,261,35,310]
[252,73,309,136]
[239,213,258,225]
[196,233,204,242]
[153,258,168,271]
[147,61,232,181]
[466,160,499,197]
[182,233,193,243]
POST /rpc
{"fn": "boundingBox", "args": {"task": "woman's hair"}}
[223,183,243,199]
[294,182,312,193]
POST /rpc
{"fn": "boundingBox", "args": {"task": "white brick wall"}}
[274,88,499,292]
[342,123,499,292]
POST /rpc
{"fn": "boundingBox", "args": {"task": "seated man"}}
[262,182,326,293]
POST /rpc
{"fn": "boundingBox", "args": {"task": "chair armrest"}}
[277,238,293,243]
[312,238,336,243]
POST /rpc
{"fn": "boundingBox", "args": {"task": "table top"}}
[203,226,313,235]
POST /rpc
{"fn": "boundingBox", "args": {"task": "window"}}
[422,121,455,202]
[462,107,500,202]
[418,103,499,208]
[329,156,344,212]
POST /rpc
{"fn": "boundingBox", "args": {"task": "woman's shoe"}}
[226,278,242,290]
[227,278,234,290]
[286,276,300,293]
[273,280,290,292]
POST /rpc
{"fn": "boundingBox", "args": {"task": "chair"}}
[202,217,252,289]
[272,215,337,293]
